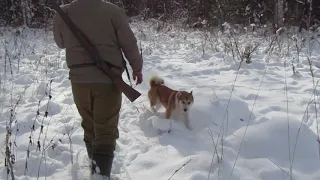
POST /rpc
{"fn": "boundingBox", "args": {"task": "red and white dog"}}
[147,76,194,130]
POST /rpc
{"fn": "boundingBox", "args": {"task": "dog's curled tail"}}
[149,76,164,87]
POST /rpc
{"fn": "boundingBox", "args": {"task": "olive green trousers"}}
[71,83,122,157]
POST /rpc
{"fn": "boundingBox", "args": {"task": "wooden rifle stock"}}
[50,0,141,102]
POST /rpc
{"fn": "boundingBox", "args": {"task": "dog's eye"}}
[188,102,190,104]
[182,101,185,104]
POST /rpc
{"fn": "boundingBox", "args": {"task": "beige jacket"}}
[53,0,142,83]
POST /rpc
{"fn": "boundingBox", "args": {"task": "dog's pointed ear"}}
[190,90,193,94]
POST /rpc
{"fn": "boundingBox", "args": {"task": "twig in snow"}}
[221,109,228,161]
[228,50,269,180]
[61,118,77,164]
[5,85,30,180]
[206,127,220,180]
[268,158,295,180]
[306,56,320,159]
[24,83,47,175]
[33,79,52,179]
[215,53,244,160]
[36,79,53,151]
[2,40,13,76]
[284,60,293,180]
[168,158,192,180]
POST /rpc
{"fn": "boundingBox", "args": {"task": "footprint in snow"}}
[13,75,34,85]
[62,97,74,105]
[39,101,62,116]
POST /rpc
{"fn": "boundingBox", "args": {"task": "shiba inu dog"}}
[147,76,194,130]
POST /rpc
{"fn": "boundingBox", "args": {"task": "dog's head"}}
[177,91,194,112]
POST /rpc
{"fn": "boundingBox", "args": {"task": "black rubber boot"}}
[92,153,114,179]
[84,141,97,175]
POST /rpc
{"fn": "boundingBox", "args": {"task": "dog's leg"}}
[165,107,173,119]
[148,91,158,113]
[149,100,156,112]
[183,113,192,130]
[154,103,161,112]
[165,93,176,119]
[151,104,161,113]
[151,105,157,113]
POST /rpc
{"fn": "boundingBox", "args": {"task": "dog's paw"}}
[150,107,157,113]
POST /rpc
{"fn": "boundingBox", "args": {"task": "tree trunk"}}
[274,0,284,31]
[147,0,154,18]
[307,0,313,30]
[201,0,210,20]
[21,0,28,27]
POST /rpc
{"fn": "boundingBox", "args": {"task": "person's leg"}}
[71,83,96,173]
[91,83,122,178]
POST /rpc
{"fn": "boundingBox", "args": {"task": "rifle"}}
[50,0,141,102]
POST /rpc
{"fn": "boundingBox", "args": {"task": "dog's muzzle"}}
[183,108,187,112]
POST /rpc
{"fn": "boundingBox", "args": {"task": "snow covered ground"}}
[1,21,320,180]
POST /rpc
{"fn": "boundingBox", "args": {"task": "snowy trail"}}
[1,23,320,180]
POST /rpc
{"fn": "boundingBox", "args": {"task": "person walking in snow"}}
[52,0,143,179]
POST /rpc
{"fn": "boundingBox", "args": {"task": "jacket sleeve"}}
[112,9,143,73]
[53,13,65,49]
